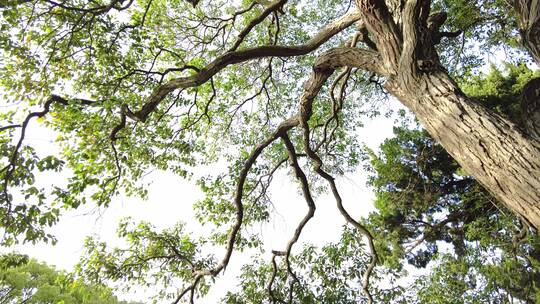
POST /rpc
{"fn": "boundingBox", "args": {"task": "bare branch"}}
[295,43,380,303]
[268,132,317,300]
[300,116,379,303]
[0,125,22,133]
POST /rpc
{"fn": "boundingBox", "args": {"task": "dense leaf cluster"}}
[0,252,134,304]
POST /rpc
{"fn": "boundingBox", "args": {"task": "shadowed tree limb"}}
[269,133,317,302]
[512,0,540,139]
[298,75,379,303]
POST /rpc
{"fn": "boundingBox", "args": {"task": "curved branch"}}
[229,0,288,52]
[172,116,299,303]
[313,47,386,75]
[172,37,383,301]
[127,10,362,123]
[269,133,317,300]
[1,95,95,207]
[296,45,380,303]
[300,110,378,303]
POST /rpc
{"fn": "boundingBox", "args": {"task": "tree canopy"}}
[0,252,135,303]
[1,0,539,303]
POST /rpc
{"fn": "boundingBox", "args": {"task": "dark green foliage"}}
[363,63,540,303]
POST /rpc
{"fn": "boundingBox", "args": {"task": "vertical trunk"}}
[355,0,540,228]
[514,0,540,64]
[521,78,540,140]
[386,70,540,229]
[513,0,540,139]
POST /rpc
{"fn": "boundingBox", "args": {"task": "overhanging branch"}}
[125,10,362,124]
[172,115,299,303]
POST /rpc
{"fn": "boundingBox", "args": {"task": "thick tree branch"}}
[314,47,386,75]
[399,0,424,75]
[126,10,362,123]
[176,36,384,301]
[512,0,540,140]
[520,77,540,140]
[513,0,540,65]
[355,0,402,71]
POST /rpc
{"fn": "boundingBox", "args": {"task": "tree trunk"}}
[521,78,540,140]
[513,0,540,64]
[385,70,540,229]
[513,0,540,140]
[351,0,540,229]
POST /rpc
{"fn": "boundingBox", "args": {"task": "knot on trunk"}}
[415,11,462,72]
[417,59,437,71]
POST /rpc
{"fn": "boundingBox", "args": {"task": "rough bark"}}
[386,71,540,230]
[513,0,540,64]
[513,0,540,140]
[521,78,540,140]
[352,0,540,229]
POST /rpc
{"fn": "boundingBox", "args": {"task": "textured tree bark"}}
[350,0,540,230]
[521,78,540,140]
[385,70,540,229]
[513,0,540,140]
[513,0,540,64]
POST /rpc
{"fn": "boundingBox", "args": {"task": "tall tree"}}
[218,63,540,303]
[364,62,540,303]
[0,0,539,302]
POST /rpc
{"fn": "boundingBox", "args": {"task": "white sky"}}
[1,96,402,303]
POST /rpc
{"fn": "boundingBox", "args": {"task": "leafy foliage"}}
[0,0,539,303]
[77,219,215,301]
[363,63,540,303]
[223,227,406,304]
[0,252,131,304]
